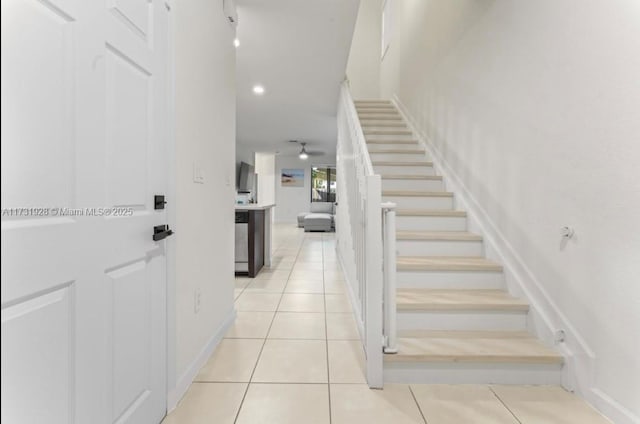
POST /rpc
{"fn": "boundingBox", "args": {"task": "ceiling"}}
[235,0,359,158]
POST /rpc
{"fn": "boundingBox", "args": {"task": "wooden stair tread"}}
[385,332,562,364]
[396,230,482,241]
[368,149,425,154]
[367,139,418,145]
[397,256,503,272]
[367,139,418,144]
[383,190,453,198]
[357,110,398,114]
[354,100,391,104]
[356,102,394,105]
[373,161,433,166]
[361,121,407,126]
[358,115,402,120]
[396,209,466,217]
[364,129,412,135]
[396,288,525,311]
[381,175,442,180]
[357,108,402,115]
[355,104,396,110]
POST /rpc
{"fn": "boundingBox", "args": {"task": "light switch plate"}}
[193,162,205,184]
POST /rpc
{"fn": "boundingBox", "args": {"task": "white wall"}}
[378,1,640,422]
[255,152,276,206]
[171,0,236,406]
[275,155,336,223]
[345,0,382,99]
[236,142,255,168]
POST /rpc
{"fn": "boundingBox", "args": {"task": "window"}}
[381,0,393,60]
[311,166,337,203]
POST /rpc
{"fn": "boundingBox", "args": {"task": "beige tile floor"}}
[163,225,612,424]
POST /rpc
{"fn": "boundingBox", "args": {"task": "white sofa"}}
[297,202,335,232]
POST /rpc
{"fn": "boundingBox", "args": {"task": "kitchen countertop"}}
[234,203,276,210]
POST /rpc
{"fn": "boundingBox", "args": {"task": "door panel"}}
[1,0,170,422]
[1,220,79,303]
[1,286,75,424]
[103,0,168,422]
[105,44,150,209]
[108,260,150,422]
[1,2,80,423]
[108,0,151,42]
[0,0,76,209]
[104,253,166,424]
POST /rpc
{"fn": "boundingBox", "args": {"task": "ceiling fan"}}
[288,140,325,160]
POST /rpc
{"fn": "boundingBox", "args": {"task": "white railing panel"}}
[335,81,396,389]
[364,175,383,388]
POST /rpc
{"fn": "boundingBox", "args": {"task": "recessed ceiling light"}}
[253,85,265,95]
[234,38,240,48]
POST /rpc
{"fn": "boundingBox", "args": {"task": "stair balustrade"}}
[335,81,397,388]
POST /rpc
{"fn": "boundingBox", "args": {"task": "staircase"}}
[355,99,563,384]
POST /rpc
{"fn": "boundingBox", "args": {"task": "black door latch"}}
[153,225,174,241]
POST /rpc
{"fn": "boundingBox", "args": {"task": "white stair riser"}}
[355,101,391,105]
[397,310,527,331]
[370,153,428,162]
[396,277,504,290]
[383,195,453,210]
[396,215,467,231]
[366,143,421,151]
[384,362,562,385]
[396,239,484,257]
[356,103,395,107]
[382,179,444,191]
[366,133,415,141]
[397,270,504,287]
[355,101,391,104]
[373,165,436,176]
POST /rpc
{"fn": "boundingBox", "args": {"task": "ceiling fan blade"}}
[307,151,325,156]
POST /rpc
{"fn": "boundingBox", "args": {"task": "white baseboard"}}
[167,308,236,412]
[589,388,639,424]
[392,95,638,424]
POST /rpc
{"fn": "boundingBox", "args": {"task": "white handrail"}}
[335,81,397,389]
[342,82,374,176]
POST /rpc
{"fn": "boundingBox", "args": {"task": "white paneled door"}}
[1,0,170,423]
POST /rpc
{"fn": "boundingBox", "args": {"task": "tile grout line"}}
[196,381,342,385]
[489,386,523,424]
[230,303,277,424]
[408,385,429,424]
[232,235,304,424]
[322,232,333,424]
